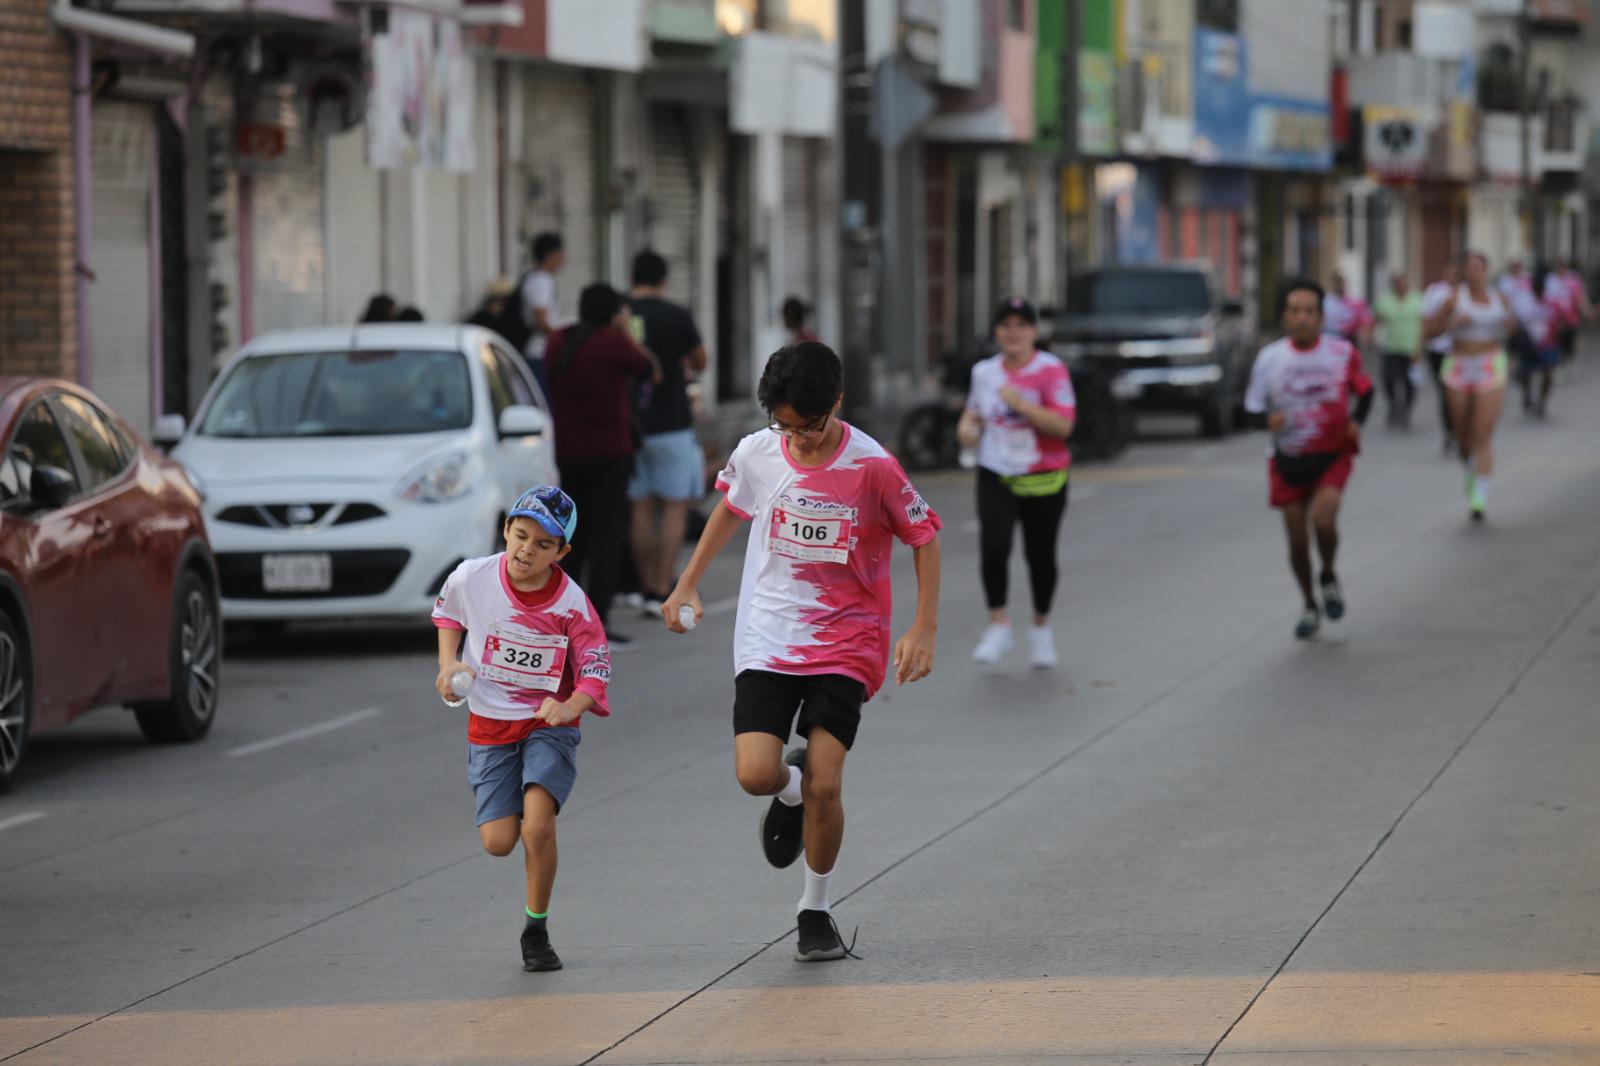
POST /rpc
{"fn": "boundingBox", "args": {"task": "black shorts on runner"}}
[733,670,866,750]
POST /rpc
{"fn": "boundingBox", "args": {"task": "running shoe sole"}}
[795,943,848,962]
[759,747,807,869]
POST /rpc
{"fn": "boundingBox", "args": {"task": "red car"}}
[0,378,221,791]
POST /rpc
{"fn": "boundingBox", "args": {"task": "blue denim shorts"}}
[628,428,704,501]
[467,726,580,824]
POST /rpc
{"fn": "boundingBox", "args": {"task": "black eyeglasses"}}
[767,414,830,439]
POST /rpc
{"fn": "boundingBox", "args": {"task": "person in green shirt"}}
[1373,272,1424,428]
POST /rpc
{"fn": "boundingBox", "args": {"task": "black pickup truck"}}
[1051,264,1256,438]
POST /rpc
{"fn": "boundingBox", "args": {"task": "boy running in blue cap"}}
[432,485,611,972]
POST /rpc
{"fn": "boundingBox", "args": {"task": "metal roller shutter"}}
[250,85,327,332]
[89,99,155,435]
[521,71,597,309]
[781,137,816,311]
[644,104,698,307]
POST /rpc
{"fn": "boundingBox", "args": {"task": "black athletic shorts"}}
[733,670,866,751]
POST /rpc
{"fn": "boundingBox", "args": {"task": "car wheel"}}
[0,612,30,792]
[134,570,221,744]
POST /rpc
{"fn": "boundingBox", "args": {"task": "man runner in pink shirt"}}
[663,342,943,961]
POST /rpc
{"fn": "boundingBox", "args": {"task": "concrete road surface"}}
[5,365,1600,1065]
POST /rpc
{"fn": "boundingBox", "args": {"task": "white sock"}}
[1476,475,1491,503]
[777,764,803,807]
[798,863,833,913]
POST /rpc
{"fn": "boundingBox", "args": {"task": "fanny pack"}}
[1273,451,1339,487]
[999,468,1069,497]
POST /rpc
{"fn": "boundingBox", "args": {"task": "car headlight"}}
[397,452,475,503]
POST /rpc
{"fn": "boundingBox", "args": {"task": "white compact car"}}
[160,324,556,622]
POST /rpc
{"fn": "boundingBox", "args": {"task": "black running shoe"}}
[759,746,807,869]
[795,908,858,962]
[520,919,563,972]
[1320,576,1345,621]
[605,629,638,651]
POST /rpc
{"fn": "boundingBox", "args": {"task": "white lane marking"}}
[0,810,48,833]
[225,708,383,758]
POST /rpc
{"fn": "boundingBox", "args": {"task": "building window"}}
[1007,0,1024,32]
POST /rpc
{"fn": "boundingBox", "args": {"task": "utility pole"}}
[1517,0,1534,261]
[1059,0,1081,294]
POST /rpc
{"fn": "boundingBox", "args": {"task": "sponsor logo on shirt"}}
[579,646,612,683]
[905,495,931,524]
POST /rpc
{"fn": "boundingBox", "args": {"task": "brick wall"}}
[0,0,77,379]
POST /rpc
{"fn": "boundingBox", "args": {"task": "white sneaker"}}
[617,592,644,610]
[972,623,1014,665]
[1028,626,1058,669]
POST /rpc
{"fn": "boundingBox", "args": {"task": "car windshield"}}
[199,350,472,438]
[1067,271,1211,315]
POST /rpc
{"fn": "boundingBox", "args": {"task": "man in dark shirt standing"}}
[547,282,660,647]
[627,251,709,612]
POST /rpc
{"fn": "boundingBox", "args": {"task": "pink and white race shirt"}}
[715,424,942,699]
[432,557,612,728]
[1245,334,1373,457]
[965,350,1077,477]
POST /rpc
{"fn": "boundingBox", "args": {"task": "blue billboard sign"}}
[1193,28,1330,172]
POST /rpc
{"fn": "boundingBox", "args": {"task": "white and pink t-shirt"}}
[1245,334,1374,457]
[715,424,942,699]
[432,557,611,743]
[965,350,1077,477]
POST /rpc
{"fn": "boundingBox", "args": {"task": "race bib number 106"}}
[478,625,568,693]
[769,501,854,564]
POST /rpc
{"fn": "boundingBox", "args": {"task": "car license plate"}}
[262,553,332,593]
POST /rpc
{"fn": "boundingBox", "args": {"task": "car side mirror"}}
[30,465,76,509]
[152,413,186,447]
[1221,300,1245,317]
[498,405,548,437]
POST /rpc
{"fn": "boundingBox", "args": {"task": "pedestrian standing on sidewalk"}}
[1426,251,1510,522]
[957,297,1077,669]
[1372,272,1424,428]
[661,341,942,962]
[547,283,661,648]
[517,232,566,398]
[783,296,820,344]
[359,293,398,324]
[1244,280,1375,640]
[1422,257,1461,452]
[431,486,611,974]
[627,250,709,615]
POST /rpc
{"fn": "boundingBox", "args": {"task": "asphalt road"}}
[5,365,1600,1065]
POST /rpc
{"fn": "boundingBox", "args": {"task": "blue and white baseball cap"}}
[508,484,577,541]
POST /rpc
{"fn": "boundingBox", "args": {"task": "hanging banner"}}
[368,10,475,171]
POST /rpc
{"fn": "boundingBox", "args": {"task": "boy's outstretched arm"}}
[662,498,746,632]
[893,535,941,685]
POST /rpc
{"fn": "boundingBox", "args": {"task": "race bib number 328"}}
[478,625,568,693]
[769,501,854,564]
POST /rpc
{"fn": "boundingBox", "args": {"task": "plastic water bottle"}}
[678,605,698,631]
[442,670,473,708]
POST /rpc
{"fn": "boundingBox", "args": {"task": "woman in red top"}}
[547,283,660,646]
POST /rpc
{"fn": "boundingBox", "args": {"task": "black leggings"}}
[556,454,633,627]
[976,467,1069,616]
